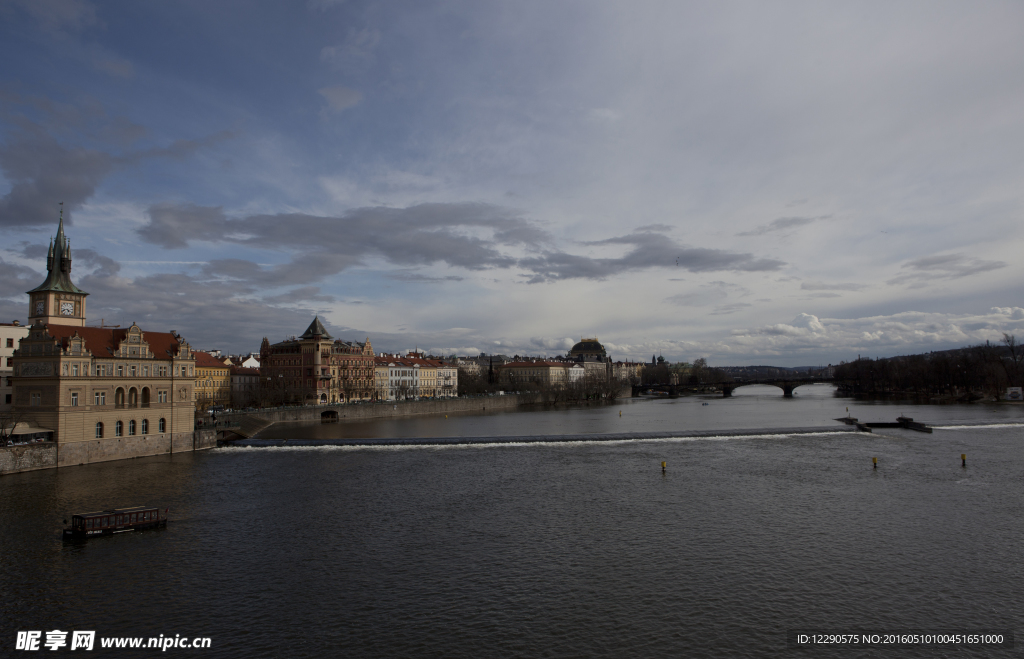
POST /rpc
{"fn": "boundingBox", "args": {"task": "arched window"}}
[115,421,123,437]
[95,422,103,438]
[115,387,125,408]
[141,419,148,434]
[128,420,136,435]
[141,387,150,408]
[159,418,166,433]
[128,387,138,408]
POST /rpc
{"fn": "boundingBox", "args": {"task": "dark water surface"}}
[3,386,1022,657]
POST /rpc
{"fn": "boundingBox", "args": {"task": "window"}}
[117,365,124,376]
[4,394,10,404]
[30,392,41,406]
[95,391,105,405]
[70,392,78,406]
[159,418,165,433]
[143,366,149,377]
[129,420,136,435]
[158,390,167,403]
[130,365,137,377]
[141,419,148,434]
[5,338,11,347]
[71,364,78,376]
[115,421,123,436]
[6,357,11,366]
[95,422,103,438]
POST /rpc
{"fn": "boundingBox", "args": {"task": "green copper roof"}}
[27,213,88,296]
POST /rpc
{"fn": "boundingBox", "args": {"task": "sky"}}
[1,0,1022,366]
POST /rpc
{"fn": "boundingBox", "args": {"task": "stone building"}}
[9,215,197,462]
[1,321,29,411]
[568,337,612,382]
[259,317,374,404]
[194,350,231,410]
[230,366,261,408]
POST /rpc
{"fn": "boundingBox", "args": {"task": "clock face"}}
[60,301,75,316]
[34,300,44,315]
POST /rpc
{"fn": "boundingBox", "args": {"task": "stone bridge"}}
[637,378,834,398]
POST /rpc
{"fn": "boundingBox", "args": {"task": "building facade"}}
[1,321,29,412]
[194,350,231,410]
[259,317,374,405]
[9,216,197,461]
[230,366,261,408]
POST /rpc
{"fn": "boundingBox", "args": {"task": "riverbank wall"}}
[220,394,527,433]
[1,429,219,476]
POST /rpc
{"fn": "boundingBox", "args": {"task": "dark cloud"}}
[737,215,830,236]
[887,253,1007,286]
[386,272,465,283]
[800,281,866,291]
[522,232,784,282]
[137,202,538,273]
[0,91,234,228]
[0,126,113,227]
[201,253,361,287]
[262,287,335,304]
[0,258,43,299]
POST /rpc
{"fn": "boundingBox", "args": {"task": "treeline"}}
[833,335,1023,399]
[639,357,732,386]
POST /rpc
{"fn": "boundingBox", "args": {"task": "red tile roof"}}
[43,324,184,360]
[194,350,229,368]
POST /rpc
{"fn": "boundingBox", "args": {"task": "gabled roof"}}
[300,316,332,340]
[40,324,183,360]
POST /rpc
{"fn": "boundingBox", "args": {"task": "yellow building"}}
[194,351,231,410]
[11,214,198,465]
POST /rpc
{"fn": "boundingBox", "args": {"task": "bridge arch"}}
[321,410,339,422]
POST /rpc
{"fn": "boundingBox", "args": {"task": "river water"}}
[2,385,1022,657]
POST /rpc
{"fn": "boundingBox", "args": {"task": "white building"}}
[0,321,29,411]
[435,361,458,397]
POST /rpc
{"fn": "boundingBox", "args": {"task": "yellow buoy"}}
[961,453,966,467]
[873,457,877,469]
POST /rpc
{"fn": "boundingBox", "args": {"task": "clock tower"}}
[27,209,88,327]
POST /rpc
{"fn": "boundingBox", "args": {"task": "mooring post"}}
[661,461,666,474]
[873,457,877,469]
[962,453,966,468]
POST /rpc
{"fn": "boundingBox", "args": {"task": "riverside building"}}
[259,317,374,404]
[1,321,29,411]
[9,214,198,462]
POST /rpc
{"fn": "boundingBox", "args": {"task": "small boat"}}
[62,506,167,540]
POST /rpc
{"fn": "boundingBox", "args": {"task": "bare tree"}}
[1002,334,1022,387]
[0,408,26,445]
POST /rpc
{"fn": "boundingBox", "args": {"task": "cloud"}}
[737,215,830,236]
[0,92,233,227]
[666,281,750,307]
[800,281,866,291]
[521,231,784,282]
[386,272,464,283]
[0,258,43,300]
[0,125,113,227]
[887,253,1008,286]
[318,86,363,113]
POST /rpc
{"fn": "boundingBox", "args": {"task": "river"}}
[2,385,1021,657]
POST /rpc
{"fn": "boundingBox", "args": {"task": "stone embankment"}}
[1,429,219,476]
[220,395,525,437]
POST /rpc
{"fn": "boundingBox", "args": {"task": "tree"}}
[1002,334,1022,387]
[0,408,26,445]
